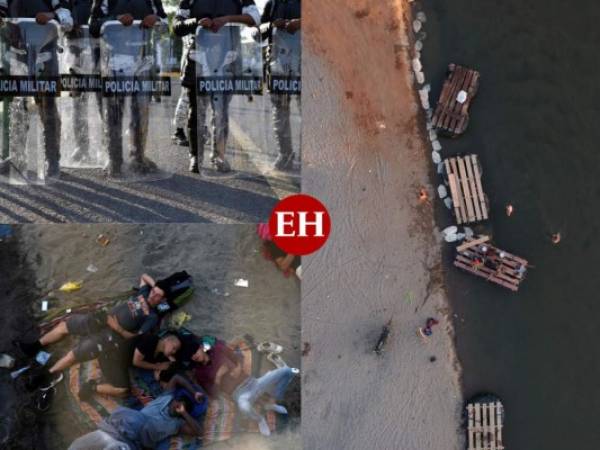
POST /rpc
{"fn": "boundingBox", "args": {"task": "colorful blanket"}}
[64,340,279,448]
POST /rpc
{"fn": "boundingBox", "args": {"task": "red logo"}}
[268,194,331,256]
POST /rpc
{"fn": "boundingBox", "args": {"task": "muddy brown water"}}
[1,224,300,449]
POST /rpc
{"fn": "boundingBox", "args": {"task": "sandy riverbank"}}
[301,1,463,448]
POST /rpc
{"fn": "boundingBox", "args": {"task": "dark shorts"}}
[66,313,132,389]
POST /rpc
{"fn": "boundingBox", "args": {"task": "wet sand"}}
[302,1,462,449]
[1,224,300,449]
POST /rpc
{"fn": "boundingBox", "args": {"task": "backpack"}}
[156,270,195,317]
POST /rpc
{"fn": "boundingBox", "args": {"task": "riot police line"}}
[0,5,300,182]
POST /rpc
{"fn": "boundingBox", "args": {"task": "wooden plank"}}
[496,402,504,450]
[474,403,482,449]
[456,235,490,253]
[467,403,475,450]
[488,402,496,450]
[443,67,469,131]
[456,156,476,222]
[447,173,464,224]
[456,157,476,222]
[471,155,488,219]
[465,156,483,220]
[449,158,468,224]
[449,69,474,133]
[481,403,488,449]
[454,259,519,291]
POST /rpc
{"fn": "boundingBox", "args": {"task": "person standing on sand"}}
[15,274,170,398]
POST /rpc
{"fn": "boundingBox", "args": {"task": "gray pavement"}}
[0,82,301,223]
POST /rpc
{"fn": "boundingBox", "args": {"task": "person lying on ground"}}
[133,331,182,372]
[16,274,170,395]
[68,374,204,450]
[182,337,298,436]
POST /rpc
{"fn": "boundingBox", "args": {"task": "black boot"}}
[188,126,202,174]
[274,152,295,171]
[172,128,189,147]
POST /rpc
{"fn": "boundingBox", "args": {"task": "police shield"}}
[58,25,105,168]
[193,24,268,176]
[0,19,61,185]
[268,28,301,172]
[99,20,173,180]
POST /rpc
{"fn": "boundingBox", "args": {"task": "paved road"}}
[0,81,301,223]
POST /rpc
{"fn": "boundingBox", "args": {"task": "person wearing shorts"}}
[16,273,170,396]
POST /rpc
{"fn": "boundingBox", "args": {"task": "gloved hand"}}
[55,8,74,32]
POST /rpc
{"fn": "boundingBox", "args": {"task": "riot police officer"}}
[66,0,98,164]
[90,0,167,177]
[262,0,301,171]
[0,0,74,178]
[174,0,260,174]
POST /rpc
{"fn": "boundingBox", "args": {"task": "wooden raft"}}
[467,399,505,450]
[432,64,480,137]
[444,155,488,225]
[454,236,528,292]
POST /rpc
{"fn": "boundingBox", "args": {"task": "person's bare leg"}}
[96,384,128,398]
[49,350,77,374]
[40,321,69,346]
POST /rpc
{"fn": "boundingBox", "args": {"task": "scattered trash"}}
[456,89,468,104]
[0,353,15,369]
[505,204,514,216]
[59,281,82,293]
[419,318,440,338]
[10,365,30,379]
[412,19,422,33]
[86,264,98,273]
[302,342,311,357]
[373,319,392,355]
[412,58,422,73]
[35,351,51,366]
[267,353,287,369]
[171,311,191,328]
[551,232,561,244]
[257,342,283,354]
[96,234,110,247]
[66,308,72,314]
[464,227,475,238]
[41,300,49,312]
[234,278,249,288]
[442,226,458,237]
[442,225,460,242]
[438,185,448,199]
